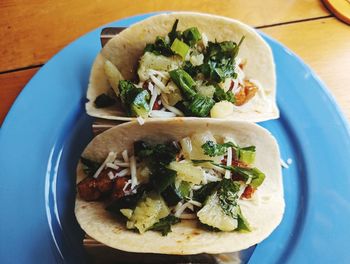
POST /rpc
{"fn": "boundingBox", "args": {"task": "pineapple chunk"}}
[210,101,234,118]
[169,160,204,184]
[126,192,170,233]
[120,209,133,219]
[179,137,192,159]
[196,85,216,98]
[197,192,238,231]
[137,52,182,81]
[163,82,183,106]
[137,164,150,184]
[104,59,124,96]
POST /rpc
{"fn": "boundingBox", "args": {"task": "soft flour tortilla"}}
[86,12,278,122]
[75,119,284,254]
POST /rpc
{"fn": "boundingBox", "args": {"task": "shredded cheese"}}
[188,200,202,207]
[149,84,159,111]
[150,74,166,92]
[106,163,119,170]
[92,152,117,179]
[116,168,130,177]
[114,161,129,167]
[174,202,183,213]
[237,184,246,198]
[107,171,115,180]
[187,204,194,211]
[204,172,221,182]
[161,97,184,116]
[192,185,202,191]
[129,155,138,189]
[148,81,154,94]
[225,147,232,179]
[174,202,191,217]
[123,179,132,192]
[149,110,176,118]
[136,116,145,126]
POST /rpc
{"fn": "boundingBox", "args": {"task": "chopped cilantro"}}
[149,215,180,236]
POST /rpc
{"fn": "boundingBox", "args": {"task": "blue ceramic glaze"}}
[1,13,350,264]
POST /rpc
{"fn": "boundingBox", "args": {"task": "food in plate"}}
[86,12,278,123]
[75,119,284,254]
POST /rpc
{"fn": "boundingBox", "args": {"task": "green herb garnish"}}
[217,178,240,218]
[201,141,235,157]
[193,182,220,203]
[150,215,180,236]
[151,166,177,193]
[171,38,190,59]
[182,27,202,47]
[169,69,196,99]
[144,36,174,57]
[187,94,215,117]
[169,69,215,117]
[213,85,235,103]
[200,37,245,83]
[119,80,150,117]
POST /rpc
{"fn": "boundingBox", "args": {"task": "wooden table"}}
[1,0,350,125]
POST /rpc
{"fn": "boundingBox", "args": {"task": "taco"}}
[75,119,284,254]
[86,12,278,123]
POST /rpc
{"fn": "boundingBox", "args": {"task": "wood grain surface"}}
[0,0,329,72]
[262,17,350,117]
[1,0,349,126]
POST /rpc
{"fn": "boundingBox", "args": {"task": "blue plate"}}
[1,13,350,264]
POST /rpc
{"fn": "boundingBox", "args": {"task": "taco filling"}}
[94,19,270,120]
[77,131,265,236]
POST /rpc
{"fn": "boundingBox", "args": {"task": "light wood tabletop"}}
[1,0,349,125]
